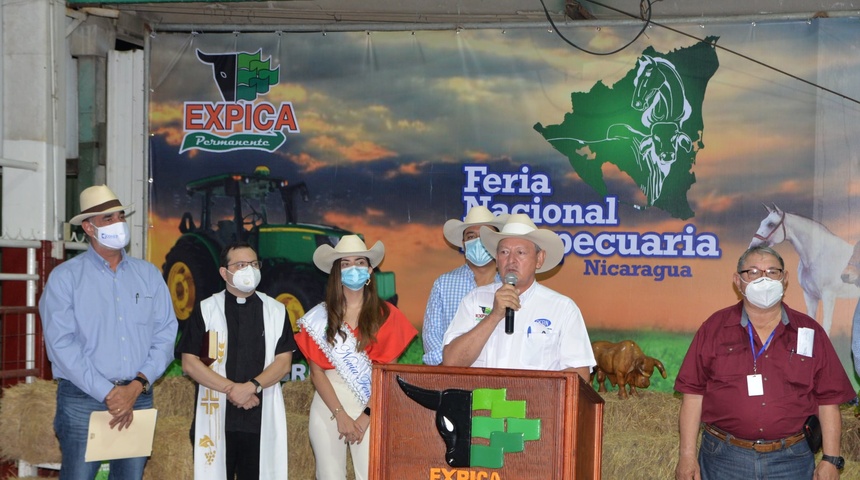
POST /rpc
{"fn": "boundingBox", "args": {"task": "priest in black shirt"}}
[176,241,295,479]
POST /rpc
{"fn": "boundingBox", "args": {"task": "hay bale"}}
[842,406,860,461]
[144,415,192,480]
[287,411,316,479]
[152,375,196,418]
[600,391,680,479]
[283,379,315,414]
[3,377,860,479]
[0,379,60,464]
[598,390,860,480]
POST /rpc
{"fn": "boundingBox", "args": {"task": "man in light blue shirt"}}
[422,206,507,365]
[39,185,177,480]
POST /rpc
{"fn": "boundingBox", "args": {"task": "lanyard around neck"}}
[747,322,777,374]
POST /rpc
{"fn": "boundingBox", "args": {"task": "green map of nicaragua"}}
[534,37,719,220]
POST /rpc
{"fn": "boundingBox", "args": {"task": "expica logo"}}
[181,49,299,154]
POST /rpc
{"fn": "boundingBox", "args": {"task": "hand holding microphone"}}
[504,273,518,334]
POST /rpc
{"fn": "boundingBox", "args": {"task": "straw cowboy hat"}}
[442,206,509,247]
[313,234,385,273]
[480,213,564,273]
[69,185,134,225]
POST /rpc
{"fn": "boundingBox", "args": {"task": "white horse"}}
[749,204,860,334]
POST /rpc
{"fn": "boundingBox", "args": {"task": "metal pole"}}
[26,247,37,382]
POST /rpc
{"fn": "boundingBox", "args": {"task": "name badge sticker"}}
[797,327,814,357]
[747,374,764,396]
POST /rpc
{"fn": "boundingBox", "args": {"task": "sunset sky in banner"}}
[147,18,860,346]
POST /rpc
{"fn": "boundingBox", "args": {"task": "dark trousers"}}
[225,430,261,480]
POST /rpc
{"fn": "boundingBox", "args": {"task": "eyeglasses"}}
[227,261,261,270]
[738,268,784,281]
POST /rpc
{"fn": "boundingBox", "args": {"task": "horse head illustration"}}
[631,55,692,129]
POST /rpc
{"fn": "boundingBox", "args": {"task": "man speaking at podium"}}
[441,214,595,380]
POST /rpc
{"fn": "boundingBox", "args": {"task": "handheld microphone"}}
[504,273,518,335]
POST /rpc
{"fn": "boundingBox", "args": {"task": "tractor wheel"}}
[258,265,327,333]
[162,237,220,321]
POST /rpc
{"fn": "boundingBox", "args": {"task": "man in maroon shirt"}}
[675,246,855,480]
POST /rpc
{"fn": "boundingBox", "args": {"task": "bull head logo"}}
[196,49,279,102]
[397,376,472,466]
[396,376,541,469]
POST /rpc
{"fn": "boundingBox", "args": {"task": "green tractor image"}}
[162,165,397,331]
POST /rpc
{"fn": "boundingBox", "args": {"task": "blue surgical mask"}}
[341,266,371,291]
[464,238,493,267]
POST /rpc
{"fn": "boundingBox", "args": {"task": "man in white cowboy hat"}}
[422,206,508,365]
[39,185,178,479]
[442,214,596,379]
[176,240,294,480]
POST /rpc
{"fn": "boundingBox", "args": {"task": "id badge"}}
[747,374,764,396]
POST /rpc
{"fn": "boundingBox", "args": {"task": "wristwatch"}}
[133,376,150,394]
[822,455,845,470]
[250,378,263,394]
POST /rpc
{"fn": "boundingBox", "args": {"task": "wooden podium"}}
[369,364,604,479]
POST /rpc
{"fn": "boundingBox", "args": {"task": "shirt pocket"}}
[518,318,555,367]
[784,352,815,394]
[130,291,156,328]
[706,341,748,392]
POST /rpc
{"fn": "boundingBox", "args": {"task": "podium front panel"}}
[369,364,603,480]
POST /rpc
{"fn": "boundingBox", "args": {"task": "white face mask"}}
[743,277,784,309]
[228,265,261,293]
[93,221,130,250]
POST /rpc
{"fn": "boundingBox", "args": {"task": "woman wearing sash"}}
[295,235,417,480]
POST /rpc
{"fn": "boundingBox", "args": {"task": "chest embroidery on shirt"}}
[529,318,553,334]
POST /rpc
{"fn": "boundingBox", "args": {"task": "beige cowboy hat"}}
[442,206,509,247]
[69,185,134,225]
[313,234,385,273]
[480,213,564,273]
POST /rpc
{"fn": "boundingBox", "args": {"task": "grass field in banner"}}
[395,329,696,395]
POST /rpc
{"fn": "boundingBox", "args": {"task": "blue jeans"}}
[699,429,815,480]
[54,379,154,480]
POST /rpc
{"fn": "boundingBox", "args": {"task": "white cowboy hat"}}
[480,213,564,273]
[69,185,134,225]
[313,234,385,273]
[442,206,509,247]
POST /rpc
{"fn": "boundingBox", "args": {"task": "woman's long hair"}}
[323,257,390,351]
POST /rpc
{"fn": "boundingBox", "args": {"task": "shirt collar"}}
[84,244,127,268]
[225,289,259,305]
[740,304,790,328]
[519,280,539,303]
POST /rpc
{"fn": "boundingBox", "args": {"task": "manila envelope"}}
[85,408,158,462]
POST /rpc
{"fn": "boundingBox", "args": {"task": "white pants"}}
[308,369,370,480]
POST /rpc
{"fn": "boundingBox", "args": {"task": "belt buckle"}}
[752,439,779,453]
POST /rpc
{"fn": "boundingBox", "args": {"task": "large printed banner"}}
[148,19,860,387]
